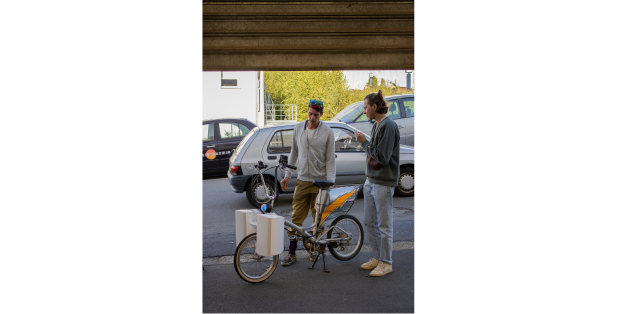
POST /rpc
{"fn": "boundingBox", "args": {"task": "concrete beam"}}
[203,1,414,71]
[203,50,414,71]
[203,2,414,16]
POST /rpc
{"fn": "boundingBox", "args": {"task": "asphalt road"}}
[203,250,415,313]
[202,175,415,313]
[202,175,415,258]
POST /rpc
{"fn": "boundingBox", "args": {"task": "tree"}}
[265,71,414,121]
[265,71,355,121]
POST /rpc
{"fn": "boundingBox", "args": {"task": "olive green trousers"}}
[287,179,320,237]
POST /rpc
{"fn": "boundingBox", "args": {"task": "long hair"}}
[364,90,388,114]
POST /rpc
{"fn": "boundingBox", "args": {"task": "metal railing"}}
[265,104,297,125]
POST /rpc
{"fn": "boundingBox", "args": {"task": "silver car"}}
[227,121,414,208]
[331,94,414,147]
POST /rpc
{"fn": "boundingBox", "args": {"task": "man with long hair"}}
[354,90,400,276]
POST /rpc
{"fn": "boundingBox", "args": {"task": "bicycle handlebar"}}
[254,161,296,171]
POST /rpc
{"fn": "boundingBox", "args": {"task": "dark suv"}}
[203,118,257,177]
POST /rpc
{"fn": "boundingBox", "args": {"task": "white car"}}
[227,121,414,208]
[331,94,414,147]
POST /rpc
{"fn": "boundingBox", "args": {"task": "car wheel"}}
[246,176,279,208]
[395,166,414,197]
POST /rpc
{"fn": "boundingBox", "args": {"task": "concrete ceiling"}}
[203,1,414,71]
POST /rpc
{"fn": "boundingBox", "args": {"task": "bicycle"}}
[233,155,364,283]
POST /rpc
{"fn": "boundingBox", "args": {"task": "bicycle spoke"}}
[330,217,362,259]
[236,234,277,280]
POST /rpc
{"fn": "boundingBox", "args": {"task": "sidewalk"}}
[203,246,414,313]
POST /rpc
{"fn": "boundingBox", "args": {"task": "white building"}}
[202,71,265,127]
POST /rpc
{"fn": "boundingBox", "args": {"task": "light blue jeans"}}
[363,178,395,265]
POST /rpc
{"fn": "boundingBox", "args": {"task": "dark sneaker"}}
[281,254,297,266]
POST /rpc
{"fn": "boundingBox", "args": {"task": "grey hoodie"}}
[284,120,336,183]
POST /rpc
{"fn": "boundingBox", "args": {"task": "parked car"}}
[203,118,257,177]
[331,94,414,146]
[227,121,414,208]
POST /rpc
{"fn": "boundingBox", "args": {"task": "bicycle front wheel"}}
[233,233,279,283]
[327,215,364,261]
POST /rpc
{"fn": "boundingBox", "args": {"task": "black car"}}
[203,118,257,177]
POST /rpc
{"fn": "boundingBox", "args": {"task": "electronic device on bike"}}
[278,154,288,166]
[233,155,364,283]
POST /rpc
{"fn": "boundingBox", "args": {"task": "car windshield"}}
[332,101,364,123]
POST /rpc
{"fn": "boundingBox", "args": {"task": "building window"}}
[221,79,237,87]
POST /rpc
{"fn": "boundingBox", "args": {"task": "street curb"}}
[203,240,414,267]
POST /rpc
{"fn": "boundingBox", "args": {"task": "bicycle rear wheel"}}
[327,215,364,261]
[233,233,279,283]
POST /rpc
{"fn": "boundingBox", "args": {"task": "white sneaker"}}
[281,254,297,266]
[369,261,392,277]
[360,258,380,270]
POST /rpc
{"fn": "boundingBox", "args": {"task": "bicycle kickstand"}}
[321,253,330,273]
[308,253,330,273]
[308,254,319,270]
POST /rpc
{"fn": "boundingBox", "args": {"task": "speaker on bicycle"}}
[235,209,261,246]
[256,213,284,256]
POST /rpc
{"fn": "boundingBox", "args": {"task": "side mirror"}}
[370,119,376,124]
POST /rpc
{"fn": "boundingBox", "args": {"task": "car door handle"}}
[398,125,405,129]
[207,145,215,148]
[268,156,277,160]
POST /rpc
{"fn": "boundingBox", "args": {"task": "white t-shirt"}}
[306,127,316,143]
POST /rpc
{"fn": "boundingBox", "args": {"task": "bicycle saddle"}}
[312,180,334,188]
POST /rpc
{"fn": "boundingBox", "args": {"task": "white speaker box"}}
[235,209,261,246]
[256,213,284,256]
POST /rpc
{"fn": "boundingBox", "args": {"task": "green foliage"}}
[264,71,350,121]
[265,71,414,121]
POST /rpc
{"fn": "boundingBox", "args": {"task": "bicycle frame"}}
[234,158,364,281]
[254,162,360,245]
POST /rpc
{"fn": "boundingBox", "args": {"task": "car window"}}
[402,97,414,117]
[268,130,294,153]
[267,131,283,153]
[387,100,401,120]
[333,128,364,152]
[203,123,215,141]
[238,123,251,134]
[219,122,249,139]
[281,130,294,153]
[354,112,369,122]
[334,102,364,123]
